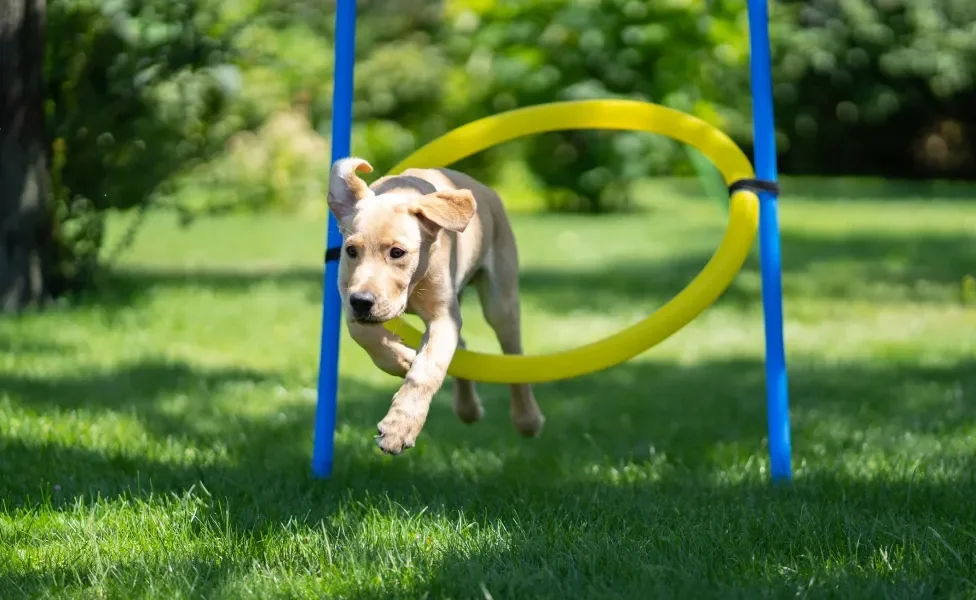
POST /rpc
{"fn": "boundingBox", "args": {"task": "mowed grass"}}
[2,178,975,598]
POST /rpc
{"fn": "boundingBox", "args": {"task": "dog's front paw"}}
[375,407,426,455]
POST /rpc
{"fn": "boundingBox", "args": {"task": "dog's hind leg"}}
[450,289,484,424]
[475,249,545,438]
[452,334,484,424]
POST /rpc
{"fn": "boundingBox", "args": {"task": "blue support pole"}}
[311,0,358,479]
[745,0,792,482]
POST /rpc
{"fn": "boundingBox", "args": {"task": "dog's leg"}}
[347,321,416,377]
[452,334,484,424]
[375,307,461,454]
[475,266,545,438]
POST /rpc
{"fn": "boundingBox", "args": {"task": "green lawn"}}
[2,179,975,598]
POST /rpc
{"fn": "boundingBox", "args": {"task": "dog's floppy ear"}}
[328,157,374,220]
[409,189,477,234]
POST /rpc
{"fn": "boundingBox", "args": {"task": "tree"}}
[0,0,61,312]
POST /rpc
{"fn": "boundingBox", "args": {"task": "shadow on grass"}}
[0,359,274,445]
[4,223,975,596]
[3,353,972,486]
[1,555,238,599]
[2,350,975,596]
[517,229,975,314]
[84,265,325,309]
[777,177,976,202]
[342,474,976,599]
[73,224,975,319]
[780,231,976,285]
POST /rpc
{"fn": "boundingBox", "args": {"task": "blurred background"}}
[3,4,976,595]
[6,0,974,300]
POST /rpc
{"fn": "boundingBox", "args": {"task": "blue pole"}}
[745,0,792,482]
[312,0,358,479]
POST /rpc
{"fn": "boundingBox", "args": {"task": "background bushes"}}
[40,0,976,289]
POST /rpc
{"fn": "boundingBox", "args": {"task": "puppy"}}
[327,157,545,454]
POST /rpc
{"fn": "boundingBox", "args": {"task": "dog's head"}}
[327,157,477,324]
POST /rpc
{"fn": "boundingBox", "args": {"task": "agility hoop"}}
[378,99,759,384]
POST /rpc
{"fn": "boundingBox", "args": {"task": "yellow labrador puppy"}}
[327,157,545,454]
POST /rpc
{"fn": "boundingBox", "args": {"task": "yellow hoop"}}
[379,100,759,384]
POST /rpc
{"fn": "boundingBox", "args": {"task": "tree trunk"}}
[0,0,60,312]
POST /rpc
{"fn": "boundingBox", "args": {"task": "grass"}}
[2,178,976,598]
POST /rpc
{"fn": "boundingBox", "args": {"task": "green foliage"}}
[37,0,976,296]
[442,0,749,212]
[767,0,976,176]
[41,0,452,285]
[45,0,244,288]
[166,106,332,219]
[47,0,239,210]
[44,0,458,223]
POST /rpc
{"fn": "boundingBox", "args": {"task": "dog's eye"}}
[345,245,358,259]
[389,247,406,259]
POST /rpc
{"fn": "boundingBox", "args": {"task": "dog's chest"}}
[404,221,490,319]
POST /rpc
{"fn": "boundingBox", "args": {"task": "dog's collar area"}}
[325,246,342,263]
[728,178,780,197]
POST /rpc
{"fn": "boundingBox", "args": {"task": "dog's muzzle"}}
[348,291,376,321]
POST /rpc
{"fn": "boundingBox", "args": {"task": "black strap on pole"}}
[728,178,781,197]
[325,246,342,263]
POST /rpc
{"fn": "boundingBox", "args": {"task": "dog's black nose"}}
[349,292,375,317]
